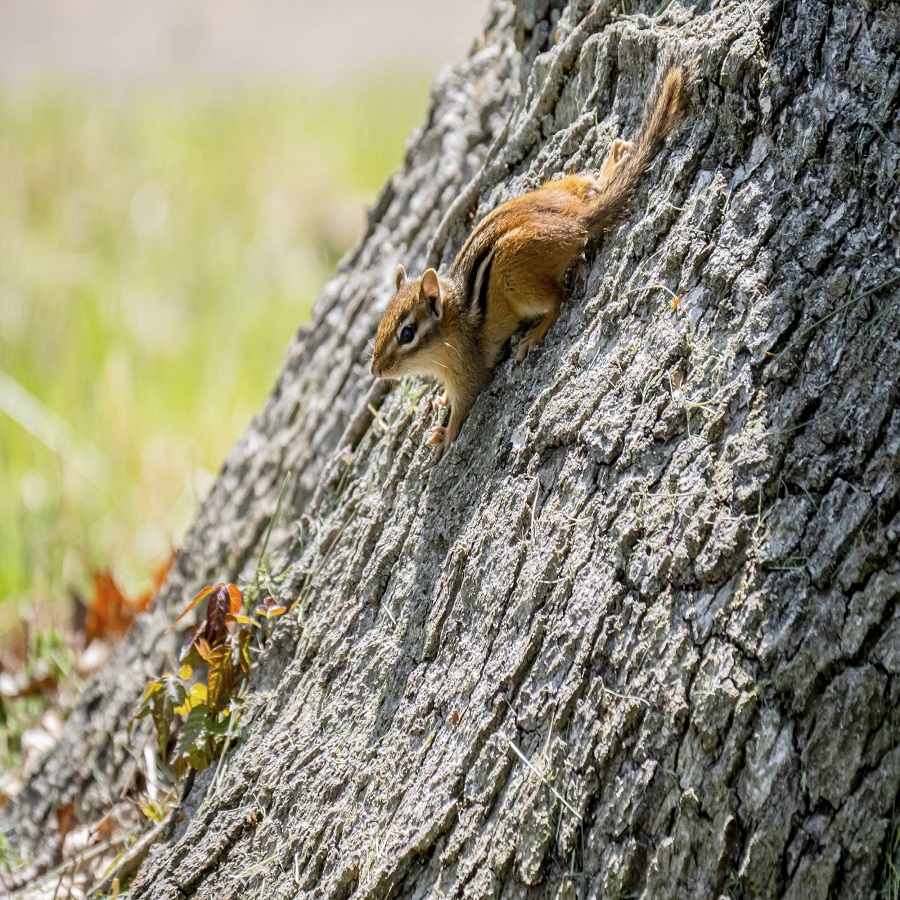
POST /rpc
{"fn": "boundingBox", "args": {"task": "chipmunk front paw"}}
[428,425,451,461]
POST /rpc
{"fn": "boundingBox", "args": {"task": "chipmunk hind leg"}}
[598,139,634,186]
[516,306,561,362]
[515,278,564,363]
[555,144,632,199]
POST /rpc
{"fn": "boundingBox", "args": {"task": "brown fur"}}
[371,58,689,460]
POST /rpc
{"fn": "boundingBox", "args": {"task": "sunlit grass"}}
[0,76,430,626]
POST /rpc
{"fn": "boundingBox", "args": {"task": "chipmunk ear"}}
[421,268,443,320]
[395,264,407,290]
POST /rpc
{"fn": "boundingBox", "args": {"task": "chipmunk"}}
[371,58,688,460]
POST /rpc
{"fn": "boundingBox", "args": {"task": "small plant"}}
[134,582,286,778]
[0,626,74,772]
[0,829,12,873]
[883,810,900,900]
[134,473,292,780]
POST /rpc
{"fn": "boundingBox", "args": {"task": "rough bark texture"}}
[7,0,900,897]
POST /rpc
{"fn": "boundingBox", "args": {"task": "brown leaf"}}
[202,585,233,648]
[173,585,215,627]
[253,596,287,619]
[134,551,175,612]
[194,637,213,662]
[174,583,243,647]
[226,583,243,614]
[56,801,76,847]
[85,570,133,642]
[81,557,172,643]
[0,671,59,700]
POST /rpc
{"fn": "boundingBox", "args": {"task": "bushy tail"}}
[587,55,691,238]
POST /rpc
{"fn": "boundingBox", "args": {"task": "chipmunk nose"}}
[370,360,381,378]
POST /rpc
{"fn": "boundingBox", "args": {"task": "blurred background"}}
[0,0,487,635]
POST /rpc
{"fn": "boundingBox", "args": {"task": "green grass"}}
[0,75,431,626]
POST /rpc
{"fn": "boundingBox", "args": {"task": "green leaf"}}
[135,673,187,759]
[233,628,253,675]
[206,644,234,715]
[174,682,208,716]
[135,678,165,715]
[176,704,210,760]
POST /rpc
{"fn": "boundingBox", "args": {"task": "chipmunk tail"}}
[629,53,694,173]
[586,51,695,238]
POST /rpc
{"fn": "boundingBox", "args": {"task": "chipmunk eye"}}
[399,324,416,346]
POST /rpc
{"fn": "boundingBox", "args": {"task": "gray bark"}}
[6,0,900,897]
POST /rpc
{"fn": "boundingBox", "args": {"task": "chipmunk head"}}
[371,264,447,381]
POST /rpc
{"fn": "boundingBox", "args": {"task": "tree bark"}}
[7,0,900,897]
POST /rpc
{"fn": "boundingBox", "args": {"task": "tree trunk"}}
[7,0,900,897]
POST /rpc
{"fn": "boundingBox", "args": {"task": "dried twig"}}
[88,820,166,898]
